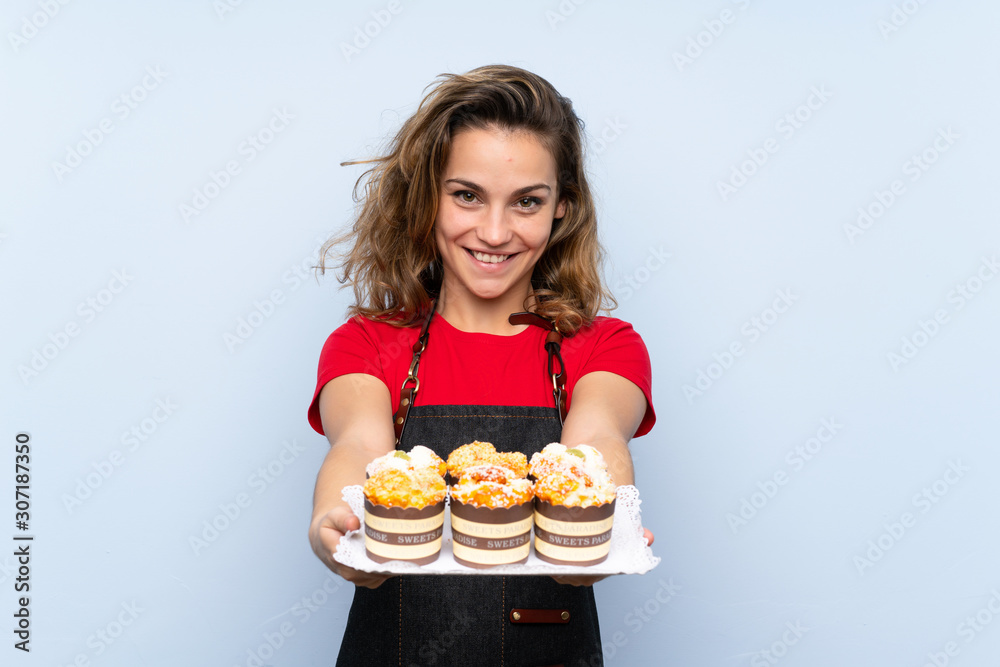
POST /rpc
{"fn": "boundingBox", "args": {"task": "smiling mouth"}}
[466,248,515,264]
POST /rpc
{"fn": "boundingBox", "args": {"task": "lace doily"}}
[333,484,659,576]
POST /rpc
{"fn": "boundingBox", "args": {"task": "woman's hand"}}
[551,573,609,586]
[309,504,390,589]
[309,374,397,588]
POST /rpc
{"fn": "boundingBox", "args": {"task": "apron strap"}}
[508,312,568,426]
[392,305,570,445]
[392,300,436,445]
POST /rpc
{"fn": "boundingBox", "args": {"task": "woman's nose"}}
[476,208,513,247]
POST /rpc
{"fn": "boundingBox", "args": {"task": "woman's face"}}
[434,126,566,308]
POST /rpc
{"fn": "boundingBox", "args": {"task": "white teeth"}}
[472,251,509,264]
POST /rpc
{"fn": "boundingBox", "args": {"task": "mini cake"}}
[530,443,617,566]
[446,441,528,484]
[362,448,447,565]
[449,464,534,568]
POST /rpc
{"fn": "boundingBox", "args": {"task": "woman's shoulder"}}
[580,315,635,332]
[326,313,422,349]
[566,315,644,348]
[341,311,424,332]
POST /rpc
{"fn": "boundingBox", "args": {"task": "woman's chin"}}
[440,273,532,306]
[468,288,508,302]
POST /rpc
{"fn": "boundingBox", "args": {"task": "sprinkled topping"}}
[529,442,616,507]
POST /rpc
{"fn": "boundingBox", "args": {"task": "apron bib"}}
[335,314,604,667]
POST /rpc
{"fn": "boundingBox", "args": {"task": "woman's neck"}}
[435,285,533,335]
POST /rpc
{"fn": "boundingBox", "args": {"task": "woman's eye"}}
[459,192,477,203]
[517,197,541,209]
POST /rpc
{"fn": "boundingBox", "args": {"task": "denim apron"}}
[335,316,604,667]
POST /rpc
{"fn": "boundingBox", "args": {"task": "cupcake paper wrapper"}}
[450,500,533,568]
[533,498,616,566]
[363,498,446,565]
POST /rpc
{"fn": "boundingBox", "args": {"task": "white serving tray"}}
[333,484,660,576]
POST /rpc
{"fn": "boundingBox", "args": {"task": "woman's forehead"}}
[442,127,558,188]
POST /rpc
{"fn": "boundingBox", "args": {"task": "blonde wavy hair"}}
[318,64,615,335]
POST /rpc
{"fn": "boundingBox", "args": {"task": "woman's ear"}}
[554,197,567,219]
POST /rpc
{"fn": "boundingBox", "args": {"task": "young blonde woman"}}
[307,64,655,667]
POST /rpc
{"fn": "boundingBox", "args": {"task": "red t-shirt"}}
[308,312,655,438]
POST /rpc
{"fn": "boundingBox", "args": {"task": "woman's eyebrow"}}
[444,178,552,197]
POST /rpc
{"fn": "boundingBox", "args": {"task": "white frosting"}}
[530,443,616,496]
[365,453,408,478]
[407,445,441,470]
[365,445,442,478]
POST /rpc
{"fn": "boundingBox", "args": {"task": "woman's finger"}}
[332,510,360,534]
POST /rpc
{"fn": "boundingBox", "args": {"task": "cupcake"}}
[446,441,528,484]
[530,444,617,566]
[362,447,447,565]
[449,463,534,568]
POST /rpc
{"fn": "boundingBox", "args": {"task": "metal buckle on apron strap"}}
[509,608,571,624]
[508,312,568,426]
[392,300,435,445]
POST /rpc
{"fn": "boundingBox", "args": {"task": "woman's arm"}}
[552,370,653,586]
[308,373,396,588]
[560,370,646,486]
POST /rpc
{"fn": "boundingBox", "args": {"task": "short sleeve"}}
[307,318,388,435]
[572,318,656,439]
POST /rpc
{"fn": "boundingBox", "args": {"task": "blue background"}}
[3,1,999,665]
